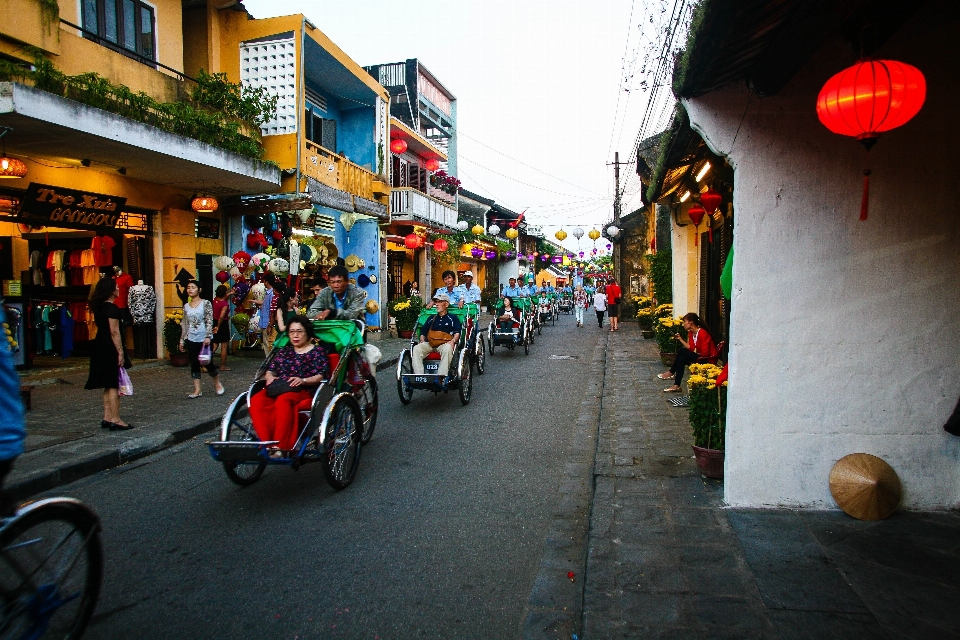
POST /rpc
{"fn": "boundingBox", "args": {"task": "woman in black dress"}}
[85,277,133,430]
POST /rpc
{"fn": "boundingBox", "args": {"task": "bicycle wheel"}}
[475,336,486,375]
[0,498,102,640]
[222,401,266,486]
[356,375,379,445]
[321,396,362,490]
[396,350,413,405]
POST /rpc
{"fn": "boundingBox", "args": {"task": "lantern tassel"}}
[860,169,871,221]
[693,223,698,247]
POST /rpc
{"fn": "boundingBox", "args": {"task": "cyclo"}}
[488,296,534,355]
[207,319,377,490]
[396,303,478,405]
[538,294,557,327]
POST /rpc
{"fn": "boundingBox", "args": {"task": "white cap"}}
[462,270,474,278]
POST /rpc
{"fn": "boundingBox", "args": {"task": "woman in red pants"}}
[249,316,330,456]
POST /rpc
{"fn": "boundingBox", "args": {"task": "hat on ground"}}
[462,270,474,278]
[829,453,902,521]
[433,293,451,303]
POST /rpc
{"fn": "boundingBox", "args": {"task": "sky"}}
[243,0,681,253]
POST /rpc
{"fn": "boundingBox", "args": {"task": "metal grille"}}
[305,86,327,112]
[314,214,335,236]
[378,63,405,87]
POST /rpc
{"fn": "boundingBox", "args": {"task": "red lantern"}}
[390,139,408,155]
[425,158,440,172]
[816,60,926,220]
[700,188,722,213]
[687,204,706,247]
[404,233,421,249]
[433,238,448,252]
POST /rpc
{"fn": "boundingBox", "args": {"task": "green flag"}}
[720,246,734,300]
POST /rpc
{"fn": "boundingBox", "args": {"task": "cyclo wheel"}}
[458,352,472,405]
[524,335,529,355]
[356,375,378,445]
[397,350,414,405]
[0,499,103,640]
[222,399,267,486]
[321,396,362,490]
[475,335,486,374]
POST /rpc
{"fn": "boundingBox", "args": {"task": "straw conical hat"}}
[829,453,902,521]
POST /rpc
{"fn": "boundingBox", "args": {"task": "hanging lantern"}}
[540,255,549,262]
[425,158,440,172]
[555,229,568,242]
[390,139,408,154]
[404,233,421,249]
[552,256,562,264]
[687,204,706,247]
[588,228,601,241]
[505,227,518,239]
[606,225,620,239]
[456,220,469,232]
[471,246,483,258]
[816,60,926,220]
[0,157,27,179]
[505,250,516,258]
[339,211,358,232]
[578,251,584,258]
[433,238,448,252]
[487,224,501,236]
[471,224,485,236]
[700,188,722,213]
[606,243,612,250]
[573,227,584,240]
[191,196,218,213]
[485,250,497,260]
[533,251,539,257]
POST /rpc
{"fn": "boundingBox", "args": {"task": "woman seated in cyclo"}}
[250,316,330,457]
[412,293,461,380]
[659,313,718,393]
[498,297,519,330]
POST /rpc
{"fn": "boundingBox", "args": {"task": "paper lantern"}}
[578,251,584,258]
[232,251,251,269]
[191,196,218,213]
[588,229,601,241]
[433,238,448,252]
[229,267,242,280]
[250,252,271,271]
[456,220,469,231]
[552,256,562,264]
[816,60,926,220]
[505,228,518,239]
[606,225,620,239]
[487,224,501,236]
[268,258,290,275]
[390,139,408,154]
[700,188,722,213]
[215,270,230,283]
[687,204,706,247]
[471,246,483,258]
[471,224,485,236]
[0,157,28,179]
[425,158,440,172]
[555,229,568,242]
[505,250,516,258]
[213,255,235,272]
[250,282,266,303]
[404,233,421,249]
[485,250,497,260]
[573,227,584,240]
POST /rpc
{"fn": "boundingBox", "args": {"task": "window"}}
[304,106,336,152]
[82,0,156,63]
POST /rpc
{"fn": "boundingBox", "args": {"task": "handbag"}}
[198,344,212,365]
[265,378,295,398]
[118,367,133,396]
[427,330,454,348]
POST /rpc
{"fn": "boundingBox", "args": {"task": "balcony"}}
[390,187,458,230]
[302,140,389,219]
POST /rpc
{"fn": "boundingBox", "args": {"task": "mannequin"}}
[113,266,135,349]
[127,279,156,325]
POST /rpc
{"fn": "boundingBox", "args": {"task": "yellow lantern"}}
[588,228,601,241]
[555,229,568,242]
[505,228,518,240]
[471,224,485,236]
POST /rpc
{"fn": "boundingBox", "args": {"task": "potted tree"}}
[687,363,727,478]
[388,296,423,339]
[163,309,188,366]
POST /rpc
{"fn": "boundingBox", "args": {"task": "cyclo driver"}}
[412,293,461,382]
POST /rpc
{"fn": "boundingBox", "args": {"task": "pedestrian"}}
[212,285,233,372]
[84,277,133,430]
[0,299,26,514]
[593,285,607,328]
[258,273,277,356]
[179,280,225,398]
[275,288,299,333]
[605,278,622,332]
[410,281,420,299]
[658,312,718,392]
[573,285,588,327]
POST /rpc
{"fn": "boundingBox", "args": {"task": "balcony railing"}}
[390,187,458,229]
[302,140,388,204]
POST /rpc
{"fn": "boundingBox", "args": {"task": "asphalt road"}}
[52,310,602,639]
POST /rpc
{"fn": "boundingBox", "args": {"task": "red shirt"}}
[113,273,134,308]
[689,328,717,359]
[91,236,116,267]
[605,283,622,303]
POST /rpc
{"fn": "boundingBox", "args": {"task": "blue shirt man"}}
[502,277,525,298]
[454,270,482,304]
[429,270,465,308]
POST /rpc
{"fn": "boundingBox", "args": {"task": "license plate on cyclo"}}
[425,363,440,373]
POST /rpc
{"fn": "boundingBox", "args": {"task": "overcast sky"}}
[244,0,669,252]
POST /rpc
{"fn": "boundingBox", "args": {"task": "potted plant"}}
[635,296,655,337]
[163,309,188,366]
[687,363,727,478]
[654,315,682,366]
[388,295,423,338]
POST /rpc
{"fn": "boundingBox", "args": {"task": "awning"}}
[220,193,312,217]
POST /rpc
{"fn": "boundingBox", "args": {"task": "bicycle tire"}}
[321,396,362,490]
[0,499,103,640]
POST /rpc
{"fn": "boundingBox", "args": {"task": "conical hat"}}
[829,453,902,521]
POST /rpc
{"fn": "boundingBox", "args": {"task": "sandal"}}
[663,386,682,393]
[188,392,202,399]
[657,373,674,380]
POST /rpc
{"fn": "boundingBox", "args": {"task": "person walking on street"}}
[593,285,607,328]
[573,285,588,327]
[84,278,133,430]
[605,278,622,332]
[212,285,233,372]
[258,274,277,357]
[179,280,224,398]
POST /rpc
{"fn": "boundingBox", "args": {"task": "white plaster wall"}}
[670,221,699,319]
[683,7,960,509]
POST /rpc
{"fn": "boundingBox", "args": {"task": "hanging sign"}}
[195,216,221,239]
[18,183,127,230]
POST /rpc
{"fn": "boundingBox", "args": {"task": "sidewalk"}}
[10,335,410,500]
[578,324,960,638]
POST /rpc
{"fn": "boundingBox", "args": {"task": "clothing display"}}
[127,282,156,325]
[114,272,134,308]
[29,251,43,286]
[81,250,98,285]
[91,235,116,267]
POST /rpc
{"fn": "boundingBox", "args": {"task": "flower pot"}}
[659,351,677,367]
[692,445,724,479]
[168,353,190,367]
[398,329,414,339]
[641,330,655,339]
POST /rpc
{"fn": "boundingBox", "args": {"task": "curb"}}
[9,354,405,501]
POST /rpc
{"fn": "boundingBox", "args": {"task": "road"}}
[55,311,600,639]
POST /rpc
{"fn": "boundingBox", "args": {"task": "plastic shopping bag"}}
[118,367,133,396]
[198,344,212,366]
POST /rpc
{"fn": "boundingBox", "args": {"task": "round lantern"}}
[250,252,271,272]
[191,196,218,214]
[588,228,601,241]
[229,267,242,280]
[232,251,251,269]
[700,188,722,213]
[404,233,422,250]
[485,250,496,260]
[816,59,926,220]
[505,250,516,258]
[433,238,448,252]
[456,220,470,232]
[0,157,28,179]
[606,225,620,239]
[425,158,440,172]
[249,282,266,303]
[552,256,562,264]
[213,255,235,272]
[505,227,518,239]
[540,255,548,262]
[555,229,568,242]
[487,224,500,236]
[268,258,290,276]
[390,139,408,154]
[578,251,584,258]
[471,224,485,236]
[470,246,483,258]
[687,204,706,247]
[215,270,230,283]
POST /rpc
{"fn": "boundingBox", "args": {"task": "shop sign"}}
[195,216,221,239]
[18,183,127,230]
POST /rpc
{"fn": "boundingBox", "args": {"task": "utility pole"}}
[607,152,631,283]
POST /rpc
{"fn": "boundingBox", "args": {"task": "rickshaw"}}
[558,293,573,314]
[538,294,557,327]
[396,305,474,405]
[462,301,487,376]
[207,319,377,490]
[488,297,534,355]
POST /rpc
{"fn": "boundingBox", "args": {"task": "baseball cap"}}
[462,271,474,278]
[433,293,451,302]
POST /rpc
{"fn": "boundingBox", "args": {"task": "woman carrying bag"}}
[84,278,133,430]
[179,280,225,398]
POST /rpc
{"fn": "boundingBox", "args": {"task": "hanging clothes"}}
[29,250,44,286]
[128,282,156,324]
[60,306,74,358]
[91,235,116,267]
[81,250,98,285]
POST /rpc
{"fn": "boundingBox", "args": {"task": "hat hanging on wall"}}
[368,274,377,284]
[357,273,370,287]
[344,255,361,272]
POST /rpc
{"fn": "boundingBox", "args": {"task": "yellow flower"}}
[688,374,708,387]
